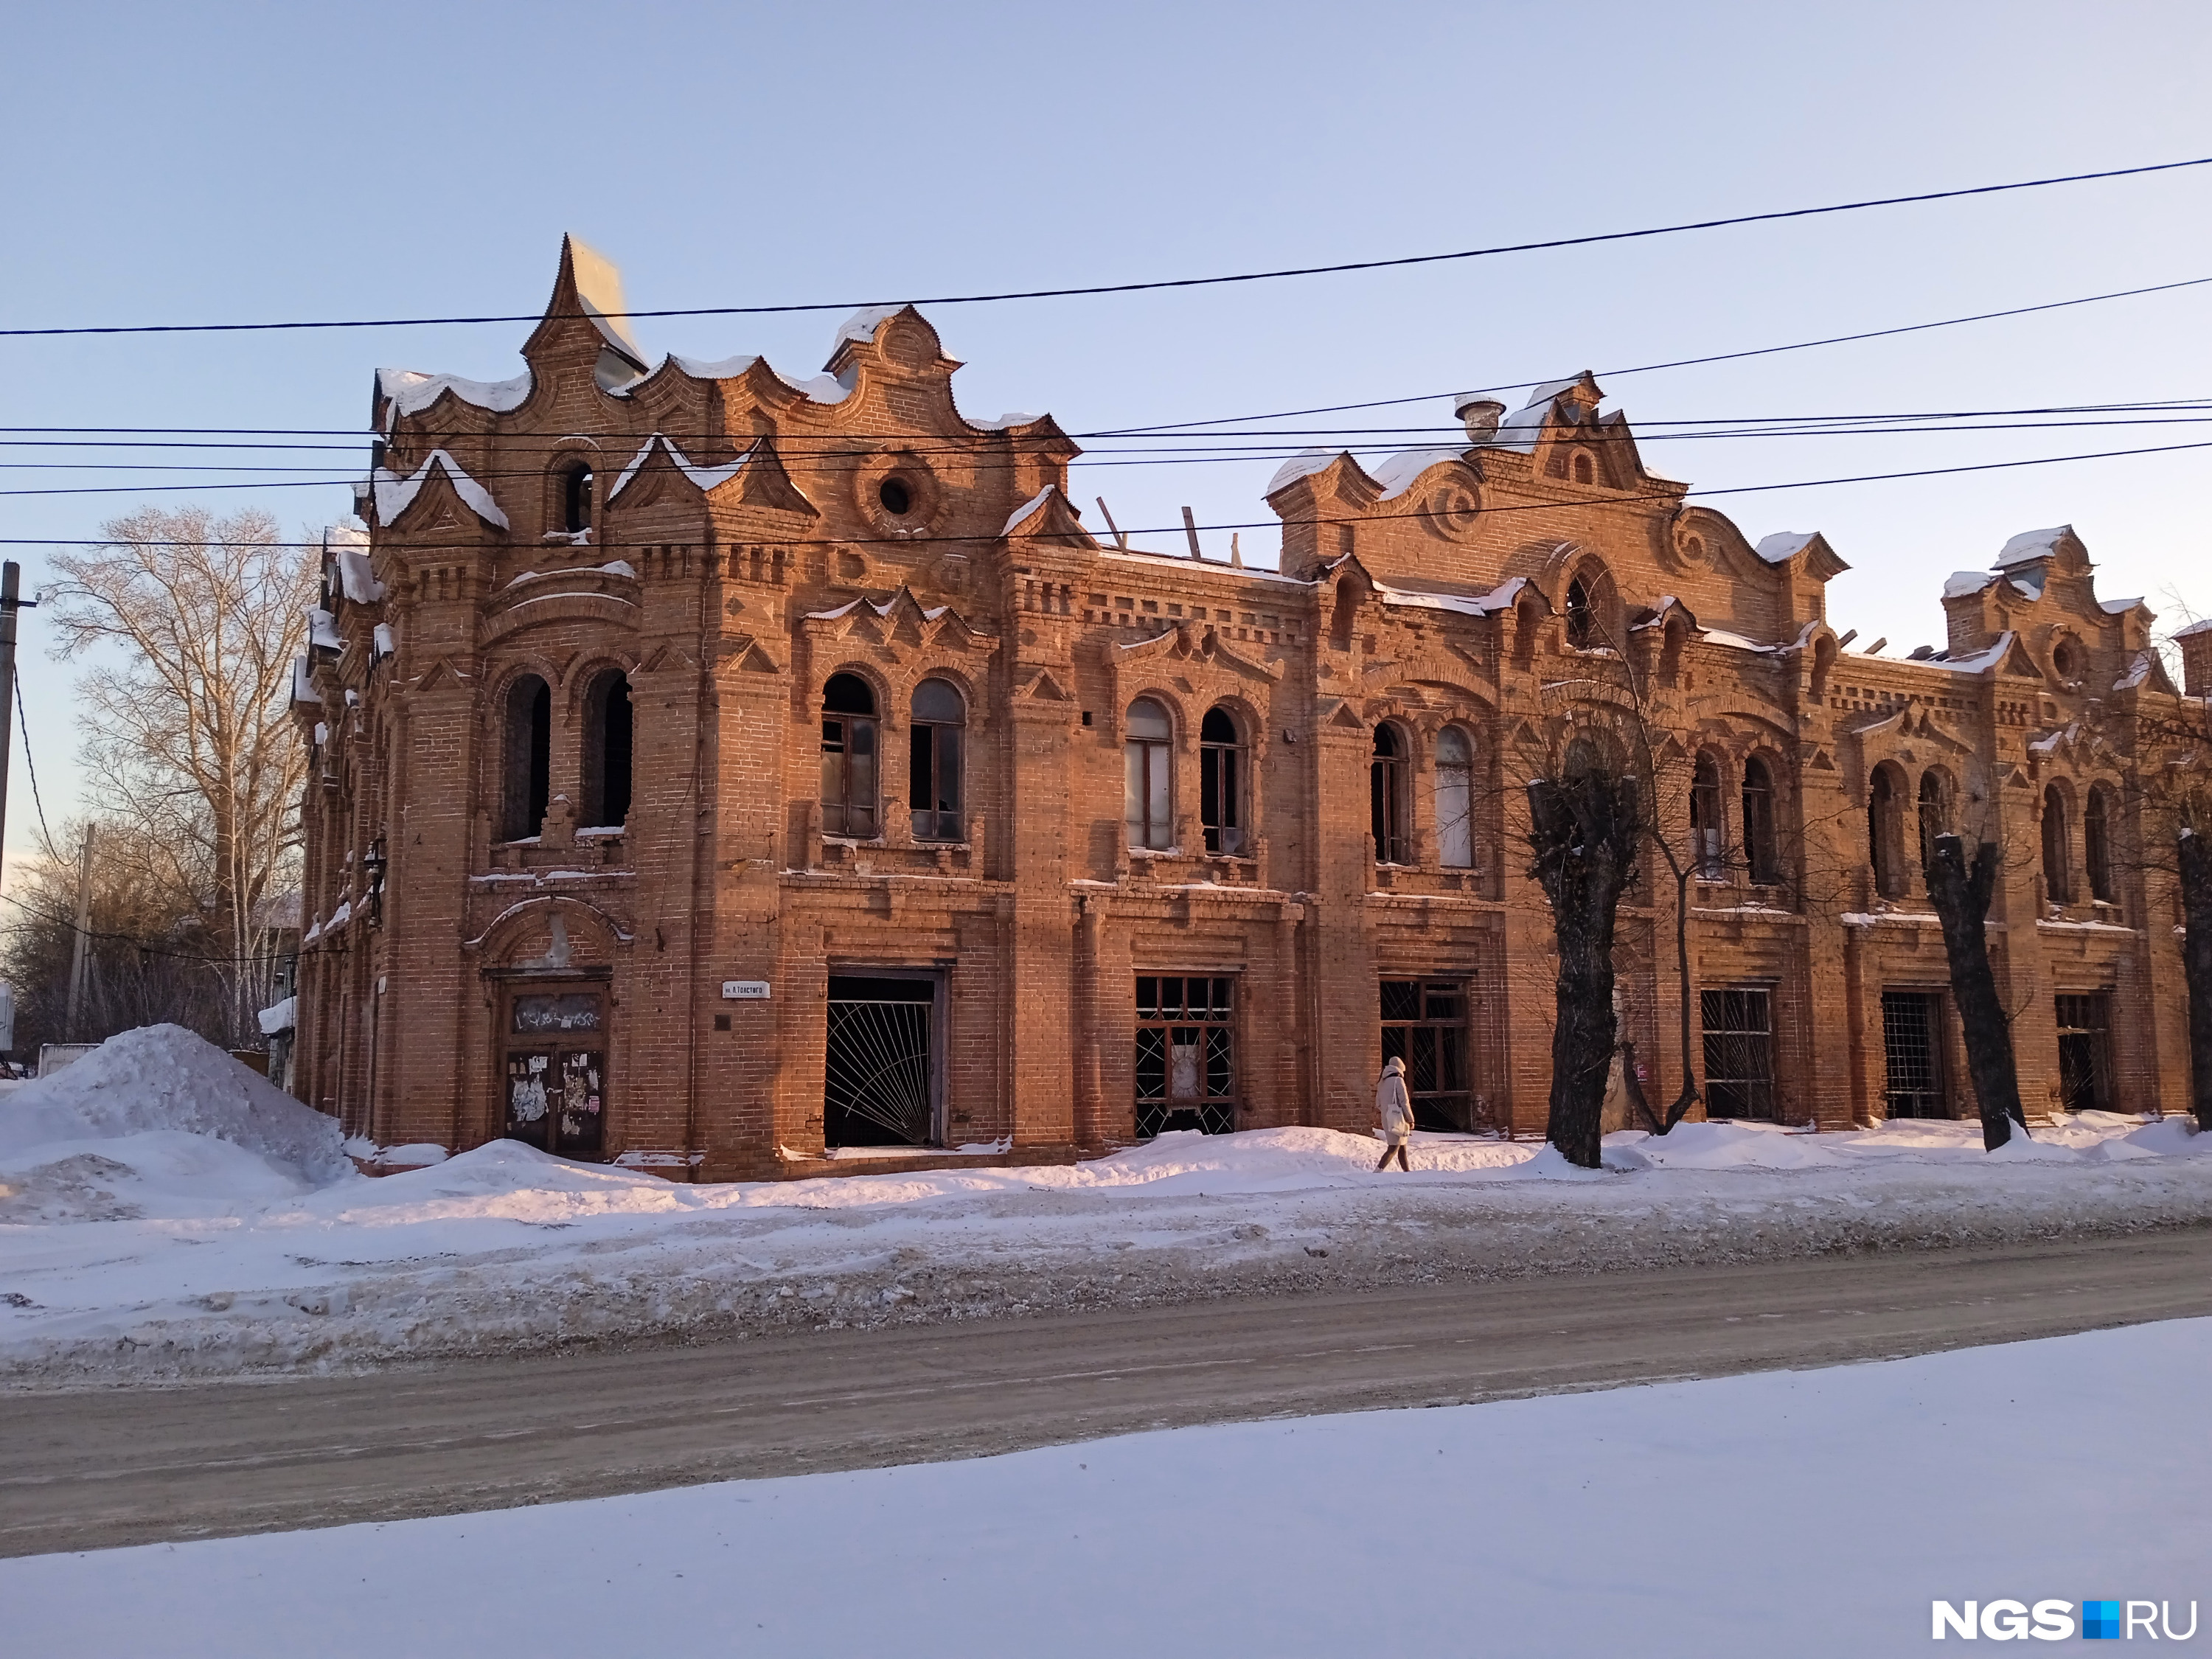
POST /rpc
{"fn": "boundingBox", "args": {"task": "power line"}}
[7,156,2210,339]
[14,671,53,855]
[1,431,2209,551]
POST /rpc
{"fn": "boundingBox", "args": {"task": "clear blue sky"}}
[5,1,2211,866]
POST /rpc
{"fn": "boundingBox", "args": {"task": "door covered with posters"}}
[501,985,608,1158]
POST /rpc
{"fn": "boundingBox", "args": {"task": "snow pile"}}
[0,1025,352,1185]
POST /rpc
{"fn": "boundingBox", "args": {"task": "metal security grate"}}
[1700,987,1776,1121]
[825,977,935,1147]
[1135,975,1235,1136]
[1881,991,1946,1119]
[1380,979,1472,1131]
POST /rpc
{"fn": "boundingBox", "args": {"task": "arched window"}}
[580,669,632,830]
[909,678,965,842]
[821,673,879,838]
[2042,785,2073,905]
[1436,726,1474,869]
[1869,763,1907,900]
[1742,756,1781,886]
[1564,735,1602,780]
[1691,752,1725,877]
[1565,577,1595,649]
[503,674,552,841]
[2085,783,2115,903]
[1571,449,1595,485]
[561,462,594,534]
[1917,769,1951,891]
[1124,698,1174,851]
[1371,724,1410,865]
[1199,706,1246,855]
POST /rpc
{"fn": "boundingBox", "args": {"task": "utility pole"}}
[66,822,97,1043]
[0,562,36,906]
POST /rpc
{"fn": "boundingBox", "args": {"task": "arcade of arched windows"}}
[1686,741,1791,892]
[815,661,988,849]
[485,661,637,849]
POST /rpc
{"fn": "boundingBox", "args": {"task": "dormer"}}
[821,304,962,392]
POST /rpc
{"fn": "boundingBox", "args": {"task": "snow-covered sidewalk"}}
[5,1317,2205,1658]
[3,1027,2208,1381]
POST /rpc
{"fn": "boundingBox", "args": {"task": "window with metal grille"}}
[1700,987,1776,1120]
[1380,979,1472,1130]
[2054,992,2113,1114]
[1135,975,1234,1137]
[1880,990,1945,1118]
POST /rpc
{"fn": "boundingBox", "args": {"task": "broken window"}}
[1380,978,1472,1130]
[2054,992,2113,1113]
[2085,783,2116,903]
[1564,577,1594,648]
[1916,768,1952,893]
[1135,975,1234,1136]
[1436,726,1474,869]
[1700,987,1776,1121]
[909,677,965,842]
[821,673,879,838]
[1371,723,1409,865]
[1868,762,1907,900]
[1124,698,1173,851]
[581,668,632,830]
[1742,755,1780,885]
[2042,784,2073,905]
[502,673,551,841]
[1691,752,1725,877]
[560,462,594,534]
[1199,705,1245,855]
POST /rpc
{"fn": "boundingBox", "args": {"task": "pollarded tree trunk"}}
[1924,833,2027,1150]
[2178,827,2212,1132]
[1528,772,1643,1168]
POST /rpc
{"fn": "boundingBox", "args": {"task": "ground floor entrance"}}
[1701,987,1777,1121]
[1135,975,1236,1136]
[1380,978,1472,1131]
[500,984,608,1158]
[2055,992,2115,1114]
[825,973,942,1149]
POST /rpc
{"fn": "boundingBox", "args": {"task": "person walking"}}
[1374,1054,1414,1172]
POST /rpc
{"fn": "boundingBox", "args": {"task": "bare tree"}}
[1923,832,2028,1148]
[44,507,313,1043]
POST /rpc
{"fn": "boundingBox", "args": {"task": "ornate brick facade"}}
[292,239,2196,1176]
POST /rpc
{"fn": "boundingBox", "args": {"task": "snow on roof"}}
[1371,446,1469,501]
[1486,377,1585,453]
[1002,487,1060,536]
[333,549,383,605]
[2174,617,2212,639]
[1371,576,1524,618]
[771,366,855,405]
[377,366,532,431]
[2101,595,2145,615]
[970,411,1041,431]
[2116,651,2157,691]
[307,607,341,651]
[805,593,952,623]
[607,434,748,502]
[1700,628,1775,653]
[1994,525,2071,568]
[669,352,760,380]
[1754,531,1817,566]
[833,305,903,349]
[566,234,649,367]
[1943,569,1995,599]
[1919,630,2018,675]
[372,450,509,530]
[291,655,316,705]
[372,622,396,659]
[1266,449,1346,493]
[257,995,296,1037]
[2008,570,2047,601]
[1096,549,1310,585]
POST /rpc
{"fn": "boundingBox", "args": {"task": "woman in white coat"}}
[1374,1054,1414,1171]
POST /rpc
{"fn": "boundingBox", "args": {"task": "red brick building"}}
[291,238,2199,1176]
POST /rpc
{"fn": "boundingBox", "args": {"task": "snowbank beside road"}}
[1,1110,2206,1381]
[7,1317,2207,1658]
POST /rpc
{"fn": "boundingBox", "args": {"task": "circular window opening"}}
[2053,641,2079,678]
[877,477,914,517]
